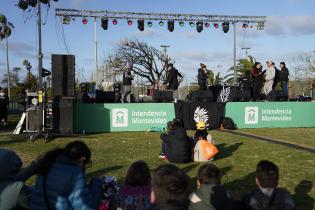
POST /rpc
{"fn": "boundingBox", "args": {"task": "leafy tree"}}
[225,55,256,84]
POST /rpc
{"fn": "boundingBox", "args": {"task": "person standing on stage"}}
[279,62,289,99]
[0,87,9,125]
[198,63,208,90]
[166,63,183,100]
[122,68,133,103]
[263,60,275,99]
[251,62,263,101]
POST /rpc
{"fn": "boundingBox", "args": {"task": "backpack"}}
[194,140,218,162]
[222,117,237,130]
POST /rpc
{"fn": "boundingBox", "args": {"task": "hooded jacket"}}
[189,185,240,210]
[0,149,33,210]
[278,67,289,81]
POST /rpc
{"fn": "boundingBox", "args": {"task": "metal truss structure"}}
[56,8,266,24]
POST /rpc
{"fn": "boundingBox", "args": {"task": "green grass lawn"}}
[239,128,315,148]
[0,129,314,210]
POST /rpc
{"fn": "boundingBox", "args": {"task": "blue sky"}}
[1,0,315,85]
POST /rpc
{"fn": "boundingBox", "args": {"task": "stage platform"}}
[74,101,315,133]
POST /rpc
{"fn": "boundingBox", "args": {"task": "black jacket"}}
[242,188,294,210]
[167,68,183,90]
[16,92,27,112]
[0,95,9,109]
[278,67,289,81]
[123,71,133,85]
[198,68,207,85]
[153,201,188,210]
[161,127,192,163]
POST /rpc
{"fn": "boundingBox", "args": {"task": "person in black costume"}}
[122,69,133,103]
[251,62,263,101]
[0,87,9,125]
[197,63,208,90]
[165,63,183,100]
[16,86,29,112]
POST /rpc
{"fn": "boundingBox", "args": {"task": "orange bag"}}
[200,140,218,160]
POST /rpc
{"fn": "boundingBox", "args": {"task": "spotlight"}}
[179,21,185,27]
[63,16,71,25]
[101,18,108,30]
[138,19,144,31]
[127,20,133,26]
[257,21,264,30]
[147,21,153,27]
[242,23,249,28]
[28,0,37,7]
[213,23,219,29]
[18,0,28,10]
[159,21,164,26]
[204,22,210,28]
[168,21,174,32]
[82,18,88,25]
[40,0,49,4]
[196,21,203,33]
[222,22,229,33]
[112,19,118,25]
[189,22,195,27]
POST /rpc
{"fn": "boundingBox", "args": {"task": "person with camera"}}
[198,63,208,90]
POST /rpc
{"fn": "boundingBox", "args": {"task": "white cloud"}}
[174,50,231,63]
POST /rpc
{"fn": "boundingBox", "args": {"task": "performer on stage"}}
[251,62,263,101]
[122,62,134,103]
[165,63,183,100]
[197,63,208,90]
[263,60,276,100]
[279,62,289,99]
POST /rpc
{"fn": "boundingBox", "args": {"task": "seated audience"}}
[0,149,38,210]
[160,118,192,163]
[117,160,152,210]
[151,164,190,210]
[242,160,295,210]
[193,132,218,162]
[30,140,102,210]
[159,121,174,159]
[189,163,240,210]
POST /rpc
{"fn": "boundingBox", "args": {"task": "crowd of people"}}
[197,60,290,101]
[0,139,295,210]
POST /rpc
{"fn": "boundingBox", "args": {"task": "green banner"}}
[225,102,315,128]
[74,103,175,133]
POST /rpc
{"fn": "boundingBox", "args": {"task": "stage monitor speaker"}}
[26,108,40,132]
[216,86,241,102]
[95,90,116,103]
[52,97,73,134]
[153,91,173,103]
[52,54,75,97]
[190,90,213,103]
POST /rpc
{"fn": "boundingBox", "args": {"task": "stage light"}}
[101,18,108,30]
[204,22,210,28]
[159,21,164,26]
[257,21,264,30]
[18,0,28,10]
[179,21,185,27]
[196,21,203,33]
[112,19,118,25]
[242,23,249,28]
[63,16,71,25]
[82,18,88,25]
[213,23,219,29]
[28,0,37,7]
[40,0,49,4]
[222,22,229,33]
[127,20,133,26]
[189,22,195,27]
[147,21,153,27]
[168,21,174,32]
[138,19,144,31]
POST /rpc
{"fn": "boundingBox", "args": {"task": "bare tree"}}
[105,39,168,85]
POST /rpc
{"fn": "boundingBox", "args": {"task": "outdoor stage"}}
[74,101,315,133]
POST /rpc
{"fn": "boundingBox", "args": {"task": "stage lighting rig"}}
[159,21,164,26]
[257,21,264,30]
[196,21,203,33]
[18,0,28,10]
[213,23,219,29]
[112,19,118,25]
[62,16,70,24]
[147,21,153,27]
[138,19,144,31]
[222,22,229,33]
[189,22,195,27]
[204,22,210,28]
[168,20,174,32]
[127,20,133,26]
[179,21,184,27]
[242,23,249,28]
[101,18,108,30]
[82,18,88,24]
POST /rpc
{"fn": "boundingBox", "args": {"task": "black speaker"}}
[153,91,173,103]
[190,90,213,103]
[26,108,40,132]
[52,54,75,97]
[52,97,73,134]
[95,90,116,103]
